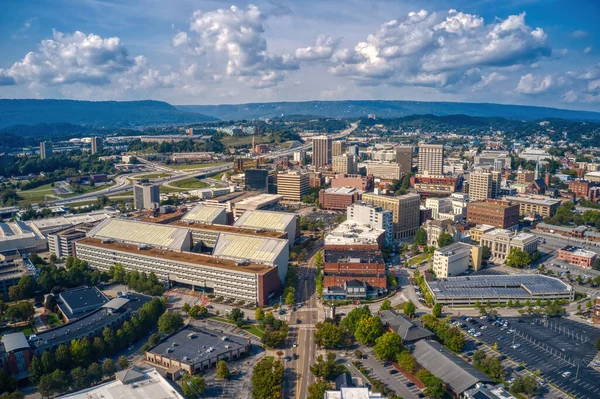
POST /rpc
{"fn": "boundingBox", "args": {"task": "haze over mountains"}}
[1,99,600,130]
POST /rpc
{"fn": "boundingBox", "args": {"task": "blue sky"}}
[0,0,599,110]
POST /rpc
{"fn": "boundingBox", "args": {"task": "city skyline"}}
[1,0,599,111]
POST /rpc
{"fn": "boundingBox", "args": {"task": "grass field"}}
[169,177,210,190]
[18,183,55,204]
[208,316,264,338]
[166,161,229,171]
[220,135,271,147]
[407,252,431,266]
[130,172,172,180]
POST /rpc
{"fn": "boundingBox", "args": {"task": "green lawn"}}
[131,172,172,180]
[169,177,210,190]
[243,324,265,338]
[166,162,230,171]
[408,253,431,266]
[221,135,271,147]
[18,184,56,204]
[46,313,62,328]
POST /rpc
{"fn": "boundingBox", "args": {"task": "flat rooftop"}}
[171,221,285,238]
[234,194,283,208]
[212,233,288,265]
[560,245,597,258]
[324,249,383,264]
[505,195,561,206]
[77,238,272,274]
[181,203,226,224]
[325,221,385,246]
[57,368,183,399]
[88,219,190,251]
[59,286,109,313]
[148,325,249,365]
[324,187,357,195]
[435,242,472,257]
[234,209,295,231]
[428,275,572,300]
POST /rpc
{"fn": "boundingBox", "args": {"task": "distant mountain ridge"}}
[177,100,600,122]
[0,99,217,128]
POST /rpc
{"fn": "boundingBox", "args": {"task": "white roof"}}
[235,194,284,208]
[57,368,183,399]
[88,219,190,251]
[325,388,386,399]
[234,210,295,231]
[0,221,44,242]
[213,232,287,265]
[182,203,226,224]
[325,221,384,246]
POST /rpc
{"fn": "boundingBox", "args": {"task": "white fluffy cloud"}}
[328,9,550,89]
[179,5,298,88]
[516,73,554,94]
[295,35,340,61]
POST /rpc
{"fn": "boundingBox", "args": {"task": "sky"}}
[0,0,599,110]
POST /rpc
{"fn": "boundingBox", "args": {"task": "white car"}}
[480,316,487,319]
[480,326,488,330]
[511,344,521,349]
[562,371,572,378]
[474,332,482,337]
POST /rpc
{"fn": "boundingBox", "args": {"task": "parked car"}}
[389,369,399,375]
[405,382,415,387]
[562,371,572,378]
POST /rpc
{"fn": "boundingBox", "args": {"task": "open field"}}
[166,161,230,171]
[407,252,431,266]
[169,177,210,190]
[220,135,271,147]
[130,172,173,180]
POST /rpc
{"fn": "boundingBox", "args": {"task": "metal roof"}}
[182,203,226,224]
[212,232,287,265]
[380,310,434,342]
[88,219,190,251]
[102,297,130,310]
[412,340,493,394]
[234,209,295,231]
[1,332,30,352]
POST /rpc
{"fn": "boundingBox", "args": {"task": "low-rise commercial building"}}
[469,224,496,243]
[325,388,387,399]
[432,242,482,278]
[323,249,386,299]
[426,275,573,305]
[324,221,385,249]
[330,174,374,192]
[410,175,459,195]
[233,209,298,245]
[557,246,597,268]
[57,286,110,321]
[480,229,538,263]
[425,197,452,219]
[145,325,251,374]
[504,195,561,218]
[233,194,283,217]
[0,221,47,254]
[319,187,360,211]
[380,310,434,344]
[466,200,520,230]
[423,219,461,248]
[0,332,33,379]
[276,171,310,202]
[347,202,393,246]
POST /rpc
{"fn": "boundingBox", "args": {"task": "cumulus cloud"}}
[295,35,340,61]
[179,5,298,88]
[327,9,550,89]
[3,30,175,92]
[571,30,588,39]
[516,73,554,94]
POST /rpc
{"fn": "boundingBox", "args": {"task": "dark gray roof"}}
[115,367,145,384]
[147,326,250,365]
[103,297,130,310]
[380,310,434,342]
[412,340,494,394]
[324,249,384,264]
[2,332,30,352]
[58,286,109,314]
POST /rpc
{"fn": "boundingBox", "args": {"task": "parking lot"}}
[455,315,600,399]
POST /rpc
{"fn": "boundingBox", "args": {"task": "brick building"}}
[323,249,387,298]
[557,245,597,268]
[330,174,374,191]
[569,179,591,199]
[466,199,520,230]
[319,187,360,211]
[410,174,459,195]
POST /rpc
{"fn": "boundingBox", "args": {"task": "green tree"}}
[27,356,43,384]
[285,290,296,306]
[228,307,246,327]
[432,303,443,318]
[481,245,491,260]
[216,360,230,380]
[102,358,116,376]
[510,375,538,395]
[38,374,53,399]
[404,301,416,318]
[255,307,265,321]
[397,350,416,373]
[379,299,392,311]
[158,312,184,333]
[181,303,191,313]
[386,273,397,288]
[87,362,103,383]
[437,232,454,248]
[181,374,206,398]
[17,275,35,298]
[252,357,284,399]
[506,248,531,269]
[54,344,71,370]
[314,321,344,349]
[111,263,126,283]
[309,353,344,381]
[117,355,129,370]
[373,332,403,361]
[355,316,384,346]
[340,305,371,333]
[41,350,55,374]
[71,367,89,390]
[414,228,427,245]
[71,337,92,365]
[307,380,332,399]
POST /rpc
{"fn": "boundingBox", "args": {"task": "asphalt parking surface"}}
[456,315,600,399]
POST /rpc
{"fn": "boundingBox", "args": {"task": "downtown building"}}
[468,169,501,201]
[466,199,520,230]
[332,154,357,174]
[418,144,444,175]
[276,171,310,201]
[322,249,387,299]
[362,192,420,239]
[319,187,360,211]
[347,202,394,246]
[312,135,332,167]
[133,183,160,210]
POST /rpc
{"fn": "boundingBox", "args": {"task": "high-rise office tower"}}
[332,154,357,174]
[347,145,359,157]
[133,183,160,210]
[276,171,310,201]
[362,192,420,239]
[418,144,444,175]
[395,146,413,174]
[468,169,502,201]
[91,137,103,155]
[40,141,52,160]
[245,169,269,192]
[312,136,332,167]
[332,141,345,157]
